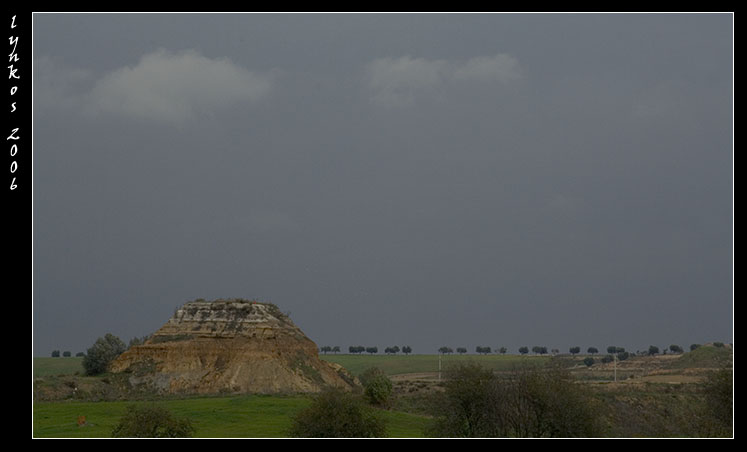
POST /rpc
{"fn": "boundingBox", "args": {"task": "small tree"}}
[332,346,341,354]
[457,347,468,354]
[360,367,393,407]
[321,346,332,354]
[668,344,683,354]
[690,344,701,352]
[82,333,127,375]
[498,347,507,355]
[570,346,581,356]
[365,346,378,355]
[402,346,412,355]
[518,346,529,355]
[428,362,602,438]
[111,404,195,438]
[587,347,598,355]
[289,388,387,438]
[648,345,659,356]
[62,351,71,357]
[583,357,595,367]
[607,346,624,354]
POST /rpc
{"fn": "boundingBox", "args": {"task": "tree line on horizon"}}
[317,343,721,356]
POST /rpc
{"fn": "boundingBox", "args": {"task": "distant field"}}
[33,357,84,377]
[33,395,431,438]
[320,353,549,377]
[34,354,549,378]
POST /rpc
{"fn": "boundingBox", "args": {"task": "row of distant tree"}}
[54,339,727,360]
[317,343,723,356]
[320,346,414,355]
[50,350,85,358]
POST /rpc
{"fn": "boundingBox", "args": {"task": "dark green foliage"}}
[427,362,505,437]
[51,350,60,358]
[289,388,387,438]
[648,345,660,356]
[668,344,683,354]
[698,365,733,437]
[583,357,595,367]
[360,367,393,406]
[587,347,598,355]
[82,333,127,376]
[427,362,603,438]
[62,351,71,357]
[569,346,580,355]
[111,404,195,438]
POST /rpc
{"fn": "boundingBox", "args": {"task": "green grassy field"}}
[33,356,84,377]
[319,353,550,376]
[33,394,432,438]
[33,353,549,379]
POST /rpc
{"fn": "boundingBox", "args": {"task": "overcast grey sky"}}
[32,13,733,357]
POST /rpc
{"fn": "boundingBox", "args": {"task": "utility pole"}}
[614,353,617,383]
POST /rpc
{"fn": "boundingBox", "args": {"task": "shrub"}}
[111,404,195,438]
[427,362,603,438]
[583,357,595,367]
[82,333,127,375]
[289,388,387,438]
[360,367,393,406]
[698,365,733,437]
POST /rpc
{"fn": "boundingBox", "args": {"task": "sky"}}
[32,13,733,357]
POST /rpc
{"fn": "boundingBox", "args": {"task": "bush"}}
[111,404,195,438]
[428,362,603,438]
[82,333,127,375]
[583,357,595,367]
[289,388,387,438]
[359,367,393,406]
[698,365,733,437]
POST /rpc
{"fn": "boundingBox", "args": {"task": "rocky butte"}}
[110,299,356,395]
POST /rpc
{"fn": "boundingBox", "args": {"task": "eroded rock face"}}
[110,299,356,395]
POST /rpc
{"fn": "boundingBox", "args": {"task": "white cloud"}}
[452,54,521,83]
[87,49,272,125]
[366,56,450,107]
[366,53,522,107]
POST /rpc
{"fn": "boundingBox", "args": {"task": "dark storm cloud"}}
[33,13,732,357]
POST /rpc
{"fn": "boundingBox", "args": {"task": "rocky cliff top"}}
[150,299,304,341]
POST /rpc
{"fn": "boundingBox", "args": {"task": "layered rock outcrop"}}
[110,299,356,395]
